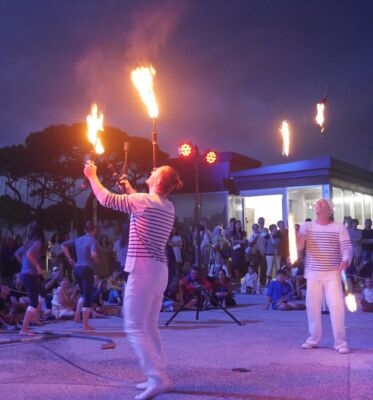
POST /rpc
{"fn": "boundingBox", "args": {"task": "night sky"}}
[1,0,373,169]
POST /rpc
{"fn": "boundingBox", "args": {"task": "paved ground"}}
[0,294,372,400]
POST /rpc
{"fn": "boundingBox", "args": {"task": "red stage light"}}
[205,150,217,164]
[178,142,193,157]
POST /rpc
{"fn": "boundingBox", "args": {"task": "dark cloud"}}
[0,0,372,169]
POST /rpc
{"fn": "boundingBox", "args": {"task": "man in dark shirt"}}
[362,219,373,262]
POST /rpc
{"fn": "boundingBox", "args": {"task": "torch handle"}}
[152,130,158,171]
[81,150,94,190]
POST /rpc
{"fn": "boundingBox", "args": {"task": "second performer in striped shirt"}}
[298,198,352,354]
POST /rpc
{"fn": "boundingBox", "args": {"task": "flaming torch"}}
[131,65,159,170]
[316,99,326,133]
[341,270,357,312]
[81,104,105,189]
[280,120,290,157]
[288,213,298,264]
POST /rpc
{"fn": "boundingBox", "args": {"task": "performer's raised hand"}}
[84,160,97,178]
[119,178,137,194]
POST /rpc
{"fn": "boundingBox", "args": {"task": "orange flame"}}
[131,65,159,119]
[316,102,325,133]
[345,293,357,312]
[288,214,298,264]
[87,104,104,154]
[280,120,290,156]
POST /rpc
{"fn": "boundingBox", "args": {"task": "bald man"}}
[297,199,352,354]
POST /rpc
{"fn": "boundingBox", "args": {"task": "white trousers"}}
[266,255,281,277]
[124,264,169,382]
[305,278,347,349]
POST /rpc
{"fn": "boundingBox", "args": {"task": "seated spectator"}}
[107,271,124,305]
[51,278,76,320]
[212,269,236,307]
[287,259,306,300]
[241,265,259,294]
[361,278,373,312]
[0,285,17,330]
[179,267,213,309]
[265,270,305,310]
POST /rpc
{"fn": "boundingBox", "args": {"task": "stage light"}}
[205,150,217,164]
[178,142,193,158]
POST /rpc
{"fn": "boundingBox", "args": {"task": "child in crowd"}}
[213,269,235,307]
[265,270,305,311]
[241,265,259,294]
[361,278,373,312]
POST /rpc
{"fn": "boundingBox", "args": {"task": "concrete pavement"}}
[0,294,372,400]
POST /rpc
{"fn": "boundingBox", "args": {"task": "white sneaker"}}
[301,342,318,349]
[336,345,350,354]
[136,381,149,390]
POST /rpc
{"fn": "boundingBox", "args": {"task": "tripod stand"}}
[165,284,242,326]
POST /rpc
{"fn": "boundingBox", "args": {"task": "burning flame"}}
[288,214,298,264]
[87,104,104,154]
[131,65,159,119]
[345,293,357,312]
[280,120,290,156]
[316,101,325,133]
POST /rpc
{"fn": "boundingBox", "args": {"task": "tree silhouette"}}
[0,123,169,230]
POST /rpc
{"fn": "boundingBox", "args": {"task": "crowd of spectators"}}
[1,214,373,330]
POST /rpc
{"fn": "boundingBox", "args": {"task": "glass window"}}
[288,186,322,224]
[201,193,227,229]
[244,194,283,227]
[364,195,373,221]
[343,190,354,218]
[332,187,344,223]
[354,193,363,225]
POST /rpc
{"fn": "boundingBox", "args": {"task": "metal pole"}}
[195,145,201,268]
[152,118,158,170]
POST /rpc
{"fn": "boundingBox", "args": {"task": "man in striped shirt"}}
[84,160,182,400]
[298,199,352,354]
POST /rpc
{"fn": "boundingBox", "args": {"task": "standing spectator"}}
[348,219,362,267]
[209,226,230,277]
[15,223,45,335]
[170,226,183,273]
[258,217,269,236]
[246,224,263,277]
[297,199,352,354]
[224,218,236,242]
[230,220,247,281]
[277,220,289,265]
[194,223,211,273]
[264,224,282,285]
[361,219,373,262]
[96,234,112,278]
[113,223,130,271]
[62,221,99,331]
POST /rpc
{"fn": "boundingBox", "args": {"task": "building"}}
[170,154,373,230]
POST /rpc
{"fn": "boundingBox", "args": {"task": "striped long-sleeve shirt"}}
[299,221,353,280]
[96,189,175,273]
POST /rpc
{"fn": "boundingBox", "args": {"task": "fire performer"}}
[84,160,182,400]
[61,221,99,331]
[297,199,352,354]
